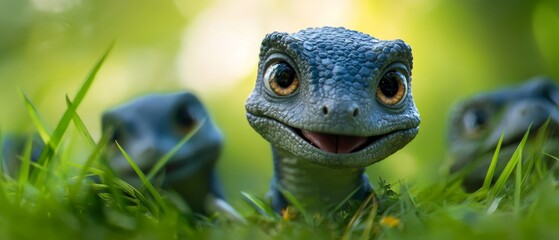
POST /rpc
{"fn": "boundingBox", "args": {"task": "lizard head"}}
[448,77,559,191]
[245,27,420,168]
[102,92,223,187]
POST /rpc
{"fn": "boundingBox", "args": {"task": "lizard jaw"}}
[246,112,419,168]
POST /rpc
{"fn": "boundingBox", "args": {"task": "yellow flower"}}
[281,207,297,221]
[380,215,401,228]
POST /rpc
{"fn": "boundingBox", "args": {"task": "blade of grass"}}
[524,118,550,182]
[116,141,169,214]
[31,44,113,184]
[0,129,3,174]
[95,127,128,211]
[71,129,109,198]
[113,178,151,208]
[514,139,523,217]
[481,131,504,192]
[65,96,102,198]
[446,140,491,187]
[19,91,52,144]
[66,161,105,177]
[99,162,127,211]
[0,129,6,202]
[360,198,379,240]
[486,127,530,210]
[341,191,377,240]
[535,148,547,178]
[16,136,33,204]
[146,118,206,180]
[399,182,419,217]
[66,97,96,149]
[328,184,363,216]
[72,44,113,107]
[241,191,280,220]
[486,196,503,215]
[20,91,52,185]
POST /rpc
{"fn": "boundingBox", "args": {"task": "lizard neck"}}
[271,148,371,212]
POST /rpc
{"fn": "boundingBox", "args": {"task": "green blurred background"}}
[1,0,558,210]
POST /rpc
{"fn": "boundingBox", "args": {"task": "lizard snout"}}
[320,101,361,119]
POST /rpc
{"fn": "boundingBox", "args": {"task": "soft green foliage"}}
[1,1,559,239]
[1,0,558,205]
[4,83,559,238]
[0,48,558,239]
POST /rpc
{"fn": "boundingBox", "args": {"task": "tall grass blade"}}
[328,184,363,216]
[95,127,128,210]
[116,141,169,214]
[341,191,377,240]
[446,141,492,187]
[19,91,52,144]
[31,44,113,184]
[486,196,503,215]
[0,130,3,174]
[146,118,205,180]
[481,131,504,191]
[50,44,113,147]
[99,164,127,211]
[241,191,279,220]
[360,199,379,240]
[16,136,33,204]
[66,96,96,149]
[71,130,109,197]
[524,118,550,181]
[0,130,6,201]
[486,127,530,210]
[514,140,523,217]
[113,178,151,207]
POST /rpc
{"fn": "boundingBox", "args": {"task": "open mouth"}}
[297,129,388,154]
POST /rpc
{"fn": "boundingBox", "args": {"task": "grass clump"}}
[1,47,559,239]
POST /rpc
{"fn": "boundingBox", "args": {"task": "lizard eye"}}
[263,61,299,96]
[376,71,407,106]
[463,108,489,138]
[175,105,196,133]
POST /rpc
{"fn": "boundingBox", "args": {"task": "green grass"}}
[2,48,559,240]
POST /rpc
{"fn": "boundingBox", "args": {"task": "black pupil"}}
[273,63,295,88]
[464,108,488,132]
[379,72,400,98]
[472,110,488,128]
[176,107,195,127]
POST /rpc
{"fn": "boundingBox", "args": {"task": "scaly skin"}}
[102,92,241,219]
[448,77,559,192]
[245,27,420,212]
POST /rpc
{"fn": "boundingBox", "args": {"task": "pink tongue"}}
[301,130,368,154]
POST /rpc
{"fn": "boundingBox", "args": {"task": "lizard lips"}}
[300,129,368,154]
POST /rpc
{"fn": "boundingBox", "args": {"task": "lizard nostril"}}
[349,102,360,118]
[322,106,329,115]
